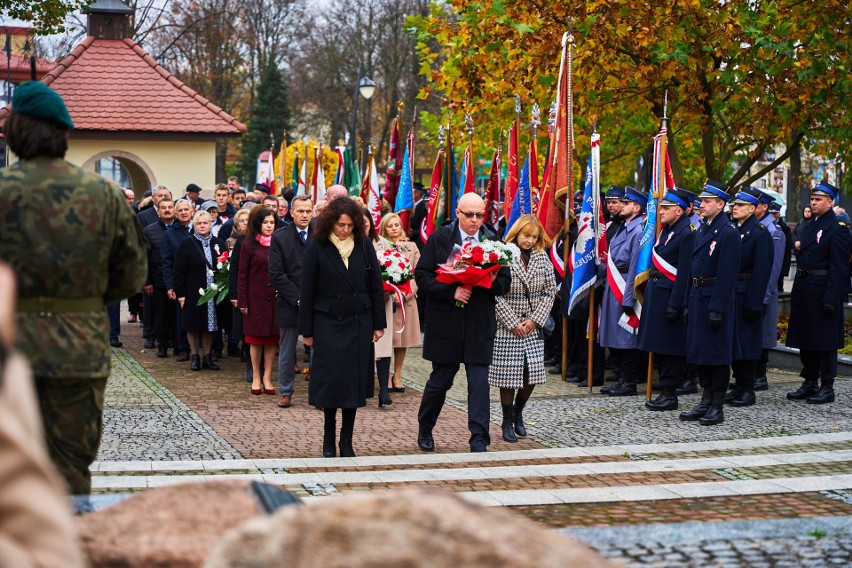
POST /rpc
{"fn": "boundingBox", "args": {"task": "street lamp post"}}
[3,32,12,106]
[350,62,376,160]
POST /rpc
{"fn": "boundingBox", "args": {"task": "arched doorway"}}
[81,150,157,198]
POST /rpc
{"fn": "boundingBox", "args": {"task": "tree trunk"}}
[216,139,228,184]
[667,128,685,187]
[788,143,802,222]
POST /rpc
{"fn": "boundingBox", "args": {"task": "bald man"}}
[326,185,349,201]
[414,193,511,453]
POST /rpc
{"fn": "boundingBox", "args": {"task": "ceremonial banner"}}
[483,146,502,227]
[394,133,414,232]
[503,121,519,222]
[567,133,602,316]
[421,148,445,242]
[334,146,346,184]
[298,143,307,196]
[291,152,300,193]
[504,142,533,238]
[383,117,401,206]
[361,150,382,229]
[344,147,361,197]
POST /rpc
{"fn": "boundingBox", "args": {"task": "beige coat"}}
[373,239,422,357]
[0,352,86,568]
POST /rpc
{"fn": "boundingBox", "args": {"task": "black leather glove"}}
[743,308,761,323]
[708,311,723,330]
[622,305,635,317]
[665,305,679,324]
[821,303,836,315]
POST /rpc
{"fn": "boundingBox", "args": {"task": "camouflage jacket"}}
[0,157,147,378]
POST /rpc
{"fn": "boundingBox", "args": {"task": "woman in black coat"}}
[298,197,386,458]
[174,210,229,372]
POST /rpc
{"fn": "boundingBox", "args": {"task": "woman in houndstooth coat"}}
[488,215,557,443]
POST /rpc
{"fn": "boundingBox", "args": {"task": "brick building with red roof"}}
[0,0,246,195]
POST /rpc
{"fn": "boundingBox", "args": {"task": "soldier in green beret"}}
[0,81,147,495]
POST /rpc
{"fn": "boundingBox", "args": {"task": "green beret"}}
[11,82,74,130]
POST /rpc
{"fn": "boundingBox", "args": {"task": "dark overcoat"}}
[786,208,852,350]
[173,234,228,332]
[298,237,386,408]
[143,220,171,288]
[759,213,785,349]
[599,215,644,349]
[685,214,741,365]
[237,239,277,337]
[269,223,310,328]
[732,215,773,360]
[414,220,511,365]
[637,214,695,356]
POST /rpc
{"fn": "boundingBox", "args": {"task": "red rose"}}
[218,250,229,262]
[398,262,406,269]
[488,252,498,263]
[384,259,393,267]
[471,249,485,264]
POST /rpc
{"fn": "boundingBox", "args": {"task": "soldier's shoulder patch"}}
[839,221,848,227]
[690,225,697,231]
[756,223,768,231]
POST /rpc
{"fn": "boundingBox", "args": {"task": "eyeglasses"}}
[458,210,485,219]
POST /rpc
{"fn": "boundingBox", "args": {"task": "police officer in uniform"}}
[726,186,773,407]
[599,187,646,396]
[0,83,147,494]
[755,190,786,391]
[639,188,696,411]
[680,180,741,426]
[786,180,852,404]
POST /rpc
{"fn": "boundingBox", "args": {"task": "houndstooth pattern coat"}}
[488,249,558,389]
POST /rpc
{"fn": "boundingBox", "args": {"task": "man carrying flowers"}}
[414,193,512,453]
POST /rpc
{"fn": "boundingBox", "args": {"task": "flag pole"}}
[646,90,669,400]
[587,119,598,393]
[560,29,575,382]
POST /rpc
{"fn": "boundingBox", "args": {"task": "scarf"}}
[256,234,272,247]
[192,232,217,332]
[330,233,355,268]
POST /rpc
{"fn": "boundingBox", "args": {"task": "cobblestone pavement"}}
[98,302,852,566]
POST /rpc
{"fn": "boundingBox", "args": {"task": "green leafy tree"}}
[0,0,90,34]
[239,59,291,184]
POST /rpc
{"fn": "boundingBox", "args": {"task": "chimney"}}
[84,0,134,40]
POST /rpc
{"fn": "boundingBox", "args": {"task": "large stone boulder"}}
[76,481,271,567]
[205,488,616,567]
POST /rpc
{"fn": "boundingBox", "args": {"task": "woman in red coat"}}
[238,206,279,395]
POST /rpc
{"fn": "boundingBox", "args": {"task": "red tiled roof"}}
[0,37,245,135]
[0,53,53,81]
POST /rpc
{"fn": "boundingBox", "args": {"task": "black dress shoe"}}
[753,376,769,391]
[109,337,123,348]
[470,445,487,453]
[157,347,168,358]
[608,382,638,397]
[699,405,724,425]
[202,354,220,370]
[339,440,356,458]
[576,378,605,387]
[645,393,678,411]
[729,391,756,407]
[543,357,558,366]
[807,385,835,404]
[600,380,625,395]
[787,381,819,400]
[548,366,562,375]
[676,380,698,395]
[417,429,435,452]
[144,339,155,349]
[724,389,741,404]
[190,354,201,371]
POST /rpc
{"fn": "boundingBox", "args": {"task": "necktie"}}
[465,236,474,245]
[299,230,307,244]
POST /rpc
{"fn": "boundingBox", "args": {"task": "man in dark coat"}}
[786,180,852,404]
[415,193,511,453]
[772,203,794,292]
[139,185,173,347]
[726,186,773,408]
[755,192,786,391]
[680,180,741,426]
[638,188,696,411]
[142,198,176,358]
[137,185,172,230]
[162,199,194,361]
[183,183,205,210]
[269,195,313,408]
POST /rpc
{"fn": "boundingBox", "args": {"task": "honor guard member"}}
[755,190,786,391]
[680,180,741,425]
[601,186,626,379]
[726,186,773,407]
[0,82,147,494]
[639,188,696,411]
[599,186,646,396]
[786,180,852,404]
[688,194,703,229]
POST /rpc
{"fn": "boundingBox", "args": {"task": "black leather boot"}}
[807,379,835,404]
[680,388,712,421]
[645,390,678,411]
[190,354,201,371]
[724,381,741,404]
[513,398,528,437]
[699,391,726,425]
[753,375,768,391]
[608,381,638,397]
[787,380,819,400]
[202,353,220,370]
[730,377,755,407]
[338,438,356,457]
[501,405,517,443]
[417,427,435,452]
[338,408,356,457]
[601,379,625,395]
[322,409,336,457]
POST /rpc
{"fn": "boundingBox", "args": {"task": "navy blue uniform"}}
[732,216,773,360]
[685,214,741,366]
[637,214,694,357]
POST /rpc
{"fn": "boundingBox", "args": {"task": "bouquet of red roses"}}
[377,245,414,331]
[436,240,519,307]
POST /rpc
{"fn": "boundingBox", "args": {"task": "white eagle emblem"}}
[817,229,823,243]
[574,211,595,252]
[709,240,716,256]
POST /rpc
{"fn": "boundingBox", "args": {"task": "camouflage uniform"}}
[0,157,147,494]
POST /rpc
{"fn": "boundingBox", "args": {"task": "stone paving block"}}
[150,461,205,471]
[457,491,502,506]
[607,485,682,501]
[660,482,740,498]
[96,460,152,472]
[488,489,563,506]
[92,476,147,490]
[146,475,208,488]
[550,487,622,503]
[725,479,793,495]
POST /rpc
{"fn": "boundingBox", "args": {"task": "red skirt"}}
[244,334,278,346]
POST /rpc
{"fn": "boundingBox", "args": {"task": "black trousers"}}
[142,291,154,339]
[698,365,730,393]
[731,359,757,382]
[566,318,604,380]
[656,354,685,388]
[150,286,175,348]
[757,348,769,377]
[612,348,643,384]
[799,349,837,382]
[418,362,490,449]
